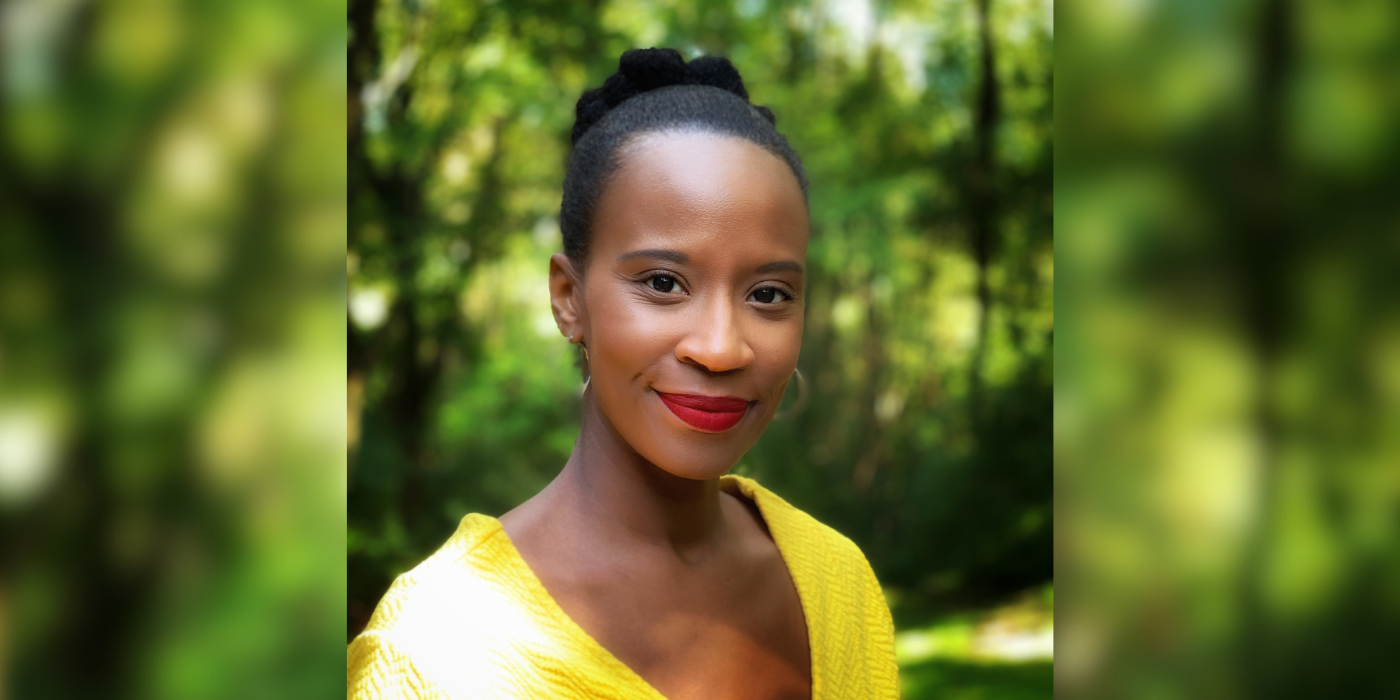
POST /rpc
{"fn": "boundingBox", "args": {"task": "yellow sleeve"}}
[347,631,448,700]
[859,556,900,697]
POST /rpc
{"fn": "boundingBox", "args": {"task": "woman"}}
[348,48,898,700]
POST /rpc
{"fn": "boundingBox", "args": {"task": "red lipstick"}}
[656,392,749,432]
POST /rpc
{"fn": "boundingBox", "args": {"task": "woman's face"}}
[551,131,809,481]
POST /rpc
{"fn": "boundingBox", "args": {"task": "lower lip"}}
[656,392,749,432]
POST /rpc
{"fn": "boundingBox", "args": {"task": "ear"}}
[548,253,586,344]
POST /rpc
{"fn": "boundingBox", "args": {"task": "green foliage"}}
[901,660,1054,700]
[2,0,346,697]
[1055,0,1400,696]
[347,0,1053,685]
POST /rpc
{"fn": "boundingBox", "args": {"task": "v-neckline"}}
[487,474,816,700]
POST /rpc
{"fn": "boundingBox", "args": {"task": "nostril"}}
[673,303,756,372]
[677,344,752,374]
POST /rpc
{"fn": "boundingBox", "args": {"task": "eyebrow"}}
[756,260,804,275]
[616,249,689,265]
[615,249,803,275]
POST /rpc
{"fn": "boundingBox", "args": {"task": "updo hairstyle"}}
[560,48,808,266]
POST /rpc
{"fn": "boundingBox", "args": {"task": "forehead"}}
[589,131,809,267]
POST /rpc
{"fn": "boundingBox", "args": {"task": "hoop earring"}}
[580,342,591,393]
[773,367,807,421]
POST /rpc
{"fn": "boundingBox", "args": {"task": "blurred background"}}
[348,0,1053,697]
[1057,0,1400,698]
[1,0,1394,696]
[0,0,345,698]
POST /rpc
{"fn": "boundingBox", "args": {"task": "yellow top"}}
[347,475,898,699]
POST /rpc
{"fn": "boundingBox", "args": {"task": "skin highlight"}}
[500,131,813,700]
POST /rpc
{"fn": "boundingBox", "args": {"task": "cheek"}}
[583,288,676,378]
[750,317,804,394]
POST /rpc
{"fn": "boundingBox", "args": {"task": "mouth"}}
[655,391,750,432]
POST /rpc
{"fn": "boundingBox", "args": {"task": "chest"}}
[545,551,811,700]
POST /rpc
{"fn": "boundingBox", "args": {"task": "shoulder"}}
[722,474,901,699]
[348,629,451,699]
[358,514,508,637]
[348,514,549,698]
[723,475,873,583]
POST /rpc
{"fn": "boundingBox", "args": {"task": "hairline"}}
[563,84,808,269]
[573,127,807,278]
[614,126,803,189]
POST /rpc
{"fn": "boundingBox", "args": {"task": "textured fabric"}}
[347,475,899,699]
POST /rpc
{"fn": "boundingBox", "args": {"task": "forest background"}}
[348,0,1054,697]
[2,0,1393,697]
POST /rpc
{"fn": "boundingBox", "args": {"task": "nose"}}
[675,295,755,374]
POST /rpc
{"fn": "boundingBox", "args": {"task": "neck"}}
[545,390,728,552]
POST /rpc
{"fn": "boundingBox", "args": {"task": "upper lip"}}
[654,391,751,412]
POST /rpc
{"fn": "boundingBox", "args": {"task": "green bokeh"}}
[1,0,346,697]
[348,0,1053,696]
[1056,0,1400,697]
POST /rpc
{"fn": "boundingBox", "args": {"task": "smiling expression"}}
[550,130,809,480]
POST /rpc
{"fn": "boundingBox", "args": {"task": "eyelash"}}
[642,272,684,295]
[638,273,794,305]
[749,286,793,304]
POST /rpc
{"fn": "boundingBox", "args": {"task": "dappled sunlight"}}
[0,402,64,506]
[896,587,1053,663]
[894,586,1053,698]
[1058,0,1400,695]
[2,0,345,694]
[350,1,1051,697]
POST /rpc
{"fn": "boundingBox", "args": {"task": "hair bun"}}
[753,105,777,126]
[683,56,748,102]
[597,72,640,108]
[571,48,761,144]
[620,48,686,90]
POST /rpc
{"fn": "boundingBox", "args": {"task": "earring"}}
[773,367,807,421]
[580,342,591,393]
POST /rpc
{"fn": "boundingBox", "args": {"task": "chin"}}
[650,452,742,481]
[595,385,778,481]
[634,419,765,482]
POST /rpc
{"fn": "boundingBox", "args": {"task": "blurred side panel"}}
[1057,0,1400,697]
[0,0,346,697]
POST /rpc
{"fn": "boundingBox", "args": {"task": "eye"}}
[647,275,679,293]
[749,286,791,304]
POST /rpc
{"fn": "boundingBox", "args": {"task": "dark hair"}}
[560,48,808,266]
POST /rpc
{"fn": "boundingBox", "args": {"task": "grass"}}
[892,584,1054,699]
[900,658,1053,700]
